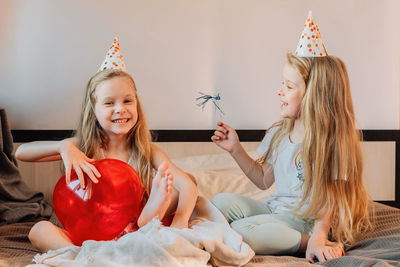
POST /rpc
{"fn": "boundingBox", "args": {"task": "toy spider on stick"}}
[196,92,225,116]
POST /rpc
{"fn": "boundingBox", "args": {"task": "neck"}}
[290,118,304,144]
[104,135,130,156]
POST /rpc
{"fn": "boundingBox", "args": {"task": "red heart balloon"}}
[53,159,143,246]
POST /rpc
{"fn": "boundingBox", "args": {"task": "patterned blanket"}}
[1,202,399,267]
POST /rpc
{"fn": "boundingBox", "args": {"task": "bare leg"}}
[163,172,195,222]
[138,161,173,227]
[29,221,74,252]
[164,188,179,217]
[297,233,310,253]
[185,172,197,185]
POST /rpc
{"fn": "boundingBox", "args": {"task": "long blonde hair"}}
[262,53,371,245]
[76,69,154,200]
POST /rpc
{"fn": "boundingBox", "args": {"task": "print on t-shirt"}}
[295,152,304,180]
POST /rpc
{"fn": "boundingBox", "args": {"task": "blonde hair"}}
[76,69,153,201]
[261,53,371,245]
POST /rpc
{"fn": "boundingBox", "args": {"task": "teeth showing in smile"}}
[112,119,129,123]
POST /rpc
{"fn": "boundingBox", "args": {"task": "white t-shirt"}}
[257,126,305,214]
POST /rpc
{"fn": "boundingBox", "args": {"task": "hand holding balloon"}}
[59,139,101,188]
[53,159,142,246]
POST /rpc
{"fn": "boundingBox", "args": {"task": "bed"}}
[1,128,400,267]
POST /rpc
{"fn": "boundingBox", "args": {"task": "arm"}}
[212,121,274,189]
[15,139,69,162]
[15,138,100,187]
[306,208,344,263]
[151,144,198,228]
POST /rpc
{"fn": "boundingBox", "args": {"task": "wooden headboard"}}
[12,129,400,209]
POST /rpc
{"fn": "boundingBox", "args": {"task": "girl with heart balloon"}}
[15,38,198,252]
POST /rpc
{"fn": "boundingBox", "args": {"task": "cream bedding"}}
[172,151,275,201]
[27,196,255,267]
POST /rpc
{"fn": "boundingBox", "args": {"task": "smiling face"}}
[94,76,138,138]
[278,62,306,119]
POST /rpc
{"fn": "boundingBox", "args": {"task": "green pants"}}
[212,193,313,255]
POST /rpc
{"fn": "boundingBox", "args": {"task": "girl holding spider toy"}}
[211,11,371,263]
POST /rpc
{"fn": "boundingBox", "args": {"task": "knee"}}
[185,172,197,186]
[211,193,236,212]
[230,220,259,251]
[231,219,249,238]
[29,221,52,248]
[231,220,266,254]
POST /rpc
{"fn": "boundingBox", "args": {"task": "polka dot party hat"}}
[98,37,126,72]
[295,11,327,57]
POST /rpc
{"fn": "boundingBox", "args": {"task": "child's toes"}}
[167,174,174,194]
[158,161,169,174]
[168,174,173,184]
[154,162,169,182]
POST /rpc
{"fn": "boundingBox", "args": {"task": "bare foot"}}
[139,161,173,226]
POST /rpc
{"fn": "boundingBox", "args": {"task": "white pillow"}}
[172,152,275,201]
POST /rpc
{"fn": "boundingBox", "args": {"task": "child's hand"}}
[59,140,101,189]
[306,237,344,263]
[211,122,240,153]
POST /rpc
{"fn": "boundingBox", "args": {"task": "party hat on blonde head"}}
[98,37,126,72]
[295,11,327,57]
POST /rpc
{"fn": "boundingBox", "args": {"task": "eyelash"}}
[104,99,135,105]
[281,81,293,90]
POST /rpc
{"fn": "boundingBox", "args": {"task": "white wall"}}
[1,0,399,130]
